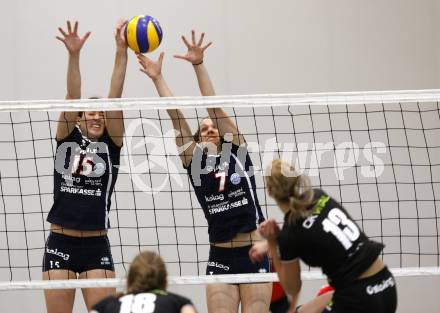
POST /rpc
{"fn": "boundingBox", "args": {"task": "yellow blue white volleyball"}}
[125,15,163,53]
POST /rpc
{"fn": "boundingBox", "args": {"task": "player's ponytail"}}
[266,159,314,224]
[126,251,167,294]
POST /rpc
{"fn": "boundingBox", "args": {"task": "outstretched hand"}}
[115,19,128,50]
[56,20,91,54]
[258,219,281,241]
[137,52,164,80]
[174,30,212,65]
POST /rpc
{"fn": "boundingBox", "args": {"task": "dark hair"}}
[126,251,167,294]
[77,97,102,118]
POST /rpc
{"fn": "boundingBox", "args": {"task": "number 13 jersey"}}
[277,189,384,288]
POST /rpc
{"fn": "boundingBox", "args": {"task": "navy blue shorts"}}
[42,232,114,274]
[323,267,397,313]
[206,245,270,275]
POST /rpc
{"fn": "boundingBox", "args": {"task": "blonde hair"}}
[265,159,314,224]
[126,251,167,294]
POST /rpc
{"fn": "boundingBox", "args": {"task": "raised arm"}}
[259,220,302,300]
[175,30,244,146]
[55,20,91,140]
[105,20,128,147]
[137,52,195,167]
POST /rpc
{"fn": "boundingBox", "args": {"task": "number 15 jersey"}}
[277,189,383,289]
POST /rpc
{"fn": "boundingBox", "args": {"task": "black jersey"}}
[92,290,193,313]
[186,139,265,243]
[277,189,383,289]
[47,126,121,230]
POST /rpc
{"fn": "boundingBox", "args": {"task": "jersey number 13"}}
[322,208,360,250]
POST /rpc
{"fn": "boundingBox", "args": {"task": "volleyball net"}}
[0,90,439,290]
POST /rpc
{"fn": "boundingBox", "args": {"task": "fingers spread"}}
[191,30,196,44]
[158,51,165,64]
[67,20,72,33]
[58,27,67,37]
[202,41,213,51]
[82,32,91,41]
[173,54,187,60]
[197,32,205,46]
[181,35,190,48]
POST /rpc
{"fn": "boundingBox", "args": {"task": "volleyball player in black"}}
[250,159,397,313]
[137,31,272,313]
[43,20,127,313]
[91,251,197,313]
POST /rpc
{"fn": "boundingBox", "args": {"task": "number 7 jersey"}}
[277,189,384,288]
[186,139,265,243]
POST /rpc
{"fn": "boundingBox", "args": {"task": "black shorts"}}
[323,267,397,313]
[206,245,270,275]
[42,232,115,274]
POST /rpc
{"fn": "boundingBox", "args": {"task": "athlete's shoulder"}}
[91,295,120,313]
[164,291,192,305]
[100,128,122,151]
[56,125,81,145]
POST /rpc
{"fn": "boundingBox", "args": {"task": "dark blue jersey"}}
[92,290,193,313]
[277,189,383,289]
[186,139,265,243]
[47,126,121,230]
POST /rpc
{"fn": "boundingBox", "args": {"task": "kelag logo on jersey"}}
[230,173,241,185]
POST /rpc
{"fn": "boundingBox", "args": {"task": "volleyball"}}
[125,15,163,54]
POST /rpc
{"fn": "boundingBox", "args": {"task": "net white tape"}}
[0,89,439,291]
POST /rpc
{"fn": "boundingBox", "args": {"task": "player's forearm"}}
[268,239,302,297]
[268,239,282,276]
[66,52,81,99]
[193,63,215,96]
[206,107,239,138]
[108,49,128,98]
[167,109,193,145]
[152,74,174,98]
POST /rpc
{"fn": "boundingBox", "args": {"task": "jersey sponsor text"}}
[60,186,102,196]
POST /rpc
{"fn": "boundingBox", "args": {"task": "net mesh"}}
[0,90,439,288]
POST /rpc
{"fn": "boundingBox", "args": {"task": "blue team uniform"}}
[186,138,268,274]
[43,126,120,274]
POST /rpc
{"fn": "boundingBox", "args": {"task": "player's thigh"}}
[206,284,240,313]
[239,283,272,313]
[79,269,116,311]
[43,270,76,313]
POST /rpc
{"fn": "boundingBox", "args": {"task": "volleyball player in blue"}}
[42,20,127,313]
[250,159,397,313]
[137,30,272,313]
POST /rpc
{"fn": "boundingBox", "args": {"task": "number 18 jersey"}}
[277,189,383,288]
[91,290,193,313]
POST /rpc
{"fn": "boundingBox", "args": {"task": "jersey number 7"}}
[215,172,226,192]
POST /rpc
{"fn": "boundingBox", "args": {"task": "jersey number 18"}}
[119,293,157,313]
